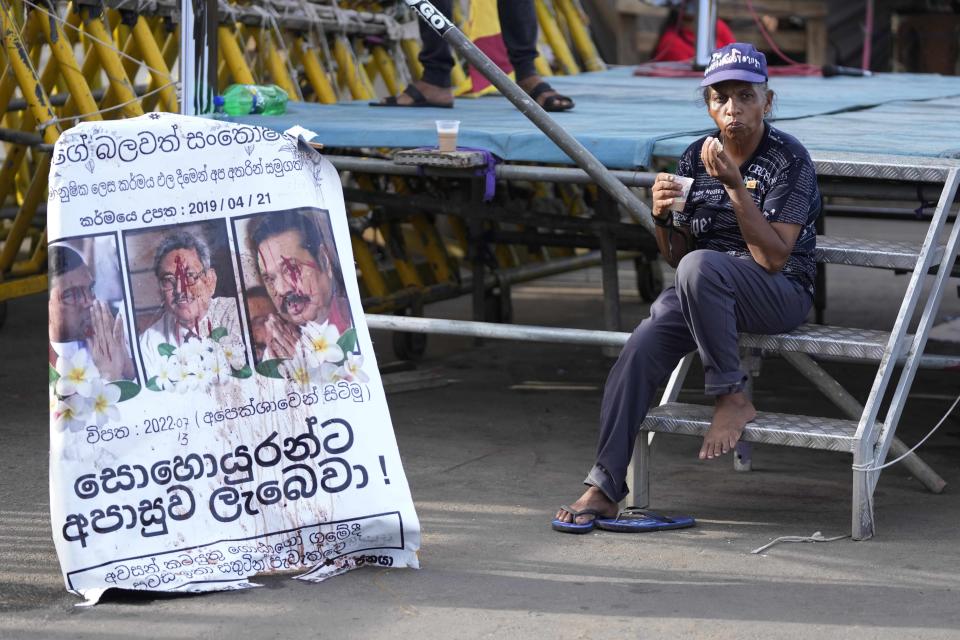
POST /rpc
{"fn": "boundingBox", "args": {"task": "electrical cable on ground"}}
[751,531,850,554]
[852,391,960,473]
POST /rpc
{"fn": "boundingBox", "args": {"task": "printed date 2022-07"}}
[85,416,191,446]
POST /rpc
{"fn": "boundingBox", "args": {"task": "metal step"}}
[740,323,893,361]
[642,402,864,453]
[816,236,944,270]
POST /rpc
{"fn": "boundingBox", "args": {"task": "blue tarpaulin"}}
[227,67,960,168]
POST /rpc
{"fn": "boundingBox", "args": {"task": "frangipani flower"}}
[171,355,194,388]
[340,352,369,383]
[208,348,231,384]
[217,337,247,370]
[301,321,344,364]
[320,361,341,383]
[190,364,213,392]
[55,349,100,398]
[54,394,91,432]
[88,379,121,427]
[154,355,180,391]
[178,338,207,368]
[282,350,319,388]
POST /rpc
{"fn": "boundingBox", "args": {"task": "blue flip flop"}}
[595,507,695,533]
[551,505,608,534]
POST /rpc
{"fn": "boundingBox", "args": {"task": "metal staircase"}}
[629,153,960,540]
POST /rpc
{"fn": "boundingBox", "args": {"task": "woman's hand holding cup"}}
[652,173,694,220]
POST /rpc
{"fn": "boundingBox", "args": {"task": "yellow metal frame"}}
[555,0,605,72]
[80,6,143,117]
[131,15,178,112]
[0,1,609,322]
[219,24,255,85]
[535,0,580,75]
[294,35,337,104]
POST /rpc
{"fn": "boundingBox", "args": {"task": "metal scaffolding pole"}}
[180,0,217,115]
[401,0,656,236]
[695,0,718,68]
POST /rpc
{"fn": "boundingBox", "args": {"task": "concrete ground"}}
[2,217,959,639]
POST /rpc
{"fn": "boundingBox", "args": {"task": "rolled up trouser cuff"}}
[585,463,626,504]
[704,371,748,396]
[421,68,453,89]
[512,61,538,84]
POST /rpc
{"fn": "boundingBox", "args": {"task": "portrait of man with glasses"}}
[48,241,136,382]
[137,229,244,379]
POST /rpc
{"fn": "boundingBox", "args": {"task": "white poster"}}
[46,113,420,604]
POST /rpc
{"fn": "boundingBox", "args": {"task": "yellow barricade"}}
[0,0,608,348]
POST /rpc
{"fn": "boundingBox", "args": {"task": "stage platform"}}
[229,67,960,168]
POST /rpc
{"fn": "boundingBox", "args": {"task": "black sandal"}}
[369,84,454,108]
[528,81,574,112]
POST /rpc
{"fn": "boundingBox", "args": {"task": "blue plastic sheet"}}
[227,67,960,168]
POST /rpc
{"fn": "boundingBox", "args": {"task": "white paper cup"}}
[436,119,460,152]
[670,176,694,212]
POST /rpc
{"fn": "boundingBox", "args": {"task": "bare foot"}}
[517,75,574,111]
[700,392,756,460]
[383,80,453,107]
[554,486,618,525]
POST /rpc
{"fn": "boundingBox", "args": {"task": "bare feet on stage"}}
[554,486,618,525]
[700,391,756,460]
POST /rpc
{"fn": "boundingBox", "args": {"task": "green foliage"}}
[232,365,253,379]
[337,328,357,356]
[255,359,285,379]
[111,380,141,402]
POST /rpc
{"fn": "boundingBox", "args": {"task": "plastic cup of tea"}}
[436,119,460,152]
[670,176,695,212]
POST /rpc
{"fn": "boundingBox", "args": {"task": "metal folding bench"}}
[631,152,960,540]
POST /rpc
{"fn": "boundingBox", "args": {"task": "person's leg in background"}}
[417,0,455,89]
[371,0,454,106]
[498,0,575,111]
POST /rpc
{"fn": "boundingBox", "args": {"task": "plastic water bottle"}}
[219,84,289,116]
[211,95,227,120]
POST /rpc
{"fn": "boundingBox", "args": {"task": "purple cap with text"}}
[700,43,768,87]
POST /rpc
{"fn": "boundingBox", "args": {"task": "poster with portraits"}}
[47,113,420,604]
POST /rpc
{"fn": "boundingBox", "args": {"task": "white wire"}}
[1,0,180,128]
[250,2,304,101]
[19,0,174,78]
[306,0,342,101]
[5,0,30,41]
[0,0,48,96]
[37,80,178,130]
[852,390,960,472]
[751,531,849,554]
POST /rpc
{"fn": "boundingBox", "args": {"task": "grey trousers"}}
[586,250,813,503]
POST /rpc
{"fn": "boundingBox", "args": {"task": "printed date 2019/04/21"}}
[187,192,272,216]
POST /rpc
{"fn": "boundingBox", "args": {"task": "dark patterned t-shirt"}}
[673,124,820,295]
